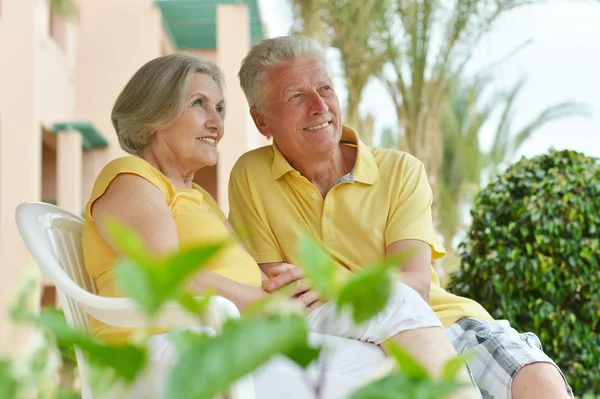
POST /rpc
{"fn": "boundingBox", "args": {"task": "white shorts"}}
[306,282,443,344]
[114,330,386,399]
[113,282,440,398]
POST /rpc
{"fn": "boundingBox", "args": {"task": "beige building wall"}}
[0,0,269,348]
[74,0,165,204]
[1,0,46,348]
[216,4,270,214]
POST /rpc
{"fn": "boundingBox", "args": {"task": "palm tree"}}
[485,78,590,179]
[379,0,538,203]
[323,0,389,140]
[290,0,328,45]
[436,76,589,277]
[437,78,495,276]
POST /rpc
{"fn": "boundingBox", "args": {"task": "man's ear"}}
[250,107,271,138]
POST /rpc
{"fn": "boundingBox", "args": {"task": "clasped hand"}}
[262,263,323,311]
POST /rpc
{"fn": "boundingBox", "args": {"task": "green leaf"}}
[109,217,228,317]
[0,360,17,399]
[338,267,393,324]
[113,258,157,316]
[166,315,309,399]
[35,311,146,382]
[349,374,415,399]
[441,352,471,381]
[57,390,82,399]
[297,234,339,300]
[383,341,429,379]
[103,218,152,267]
[174,290,216,318]
[349,374,464,399]
[415,380,469,399]
[338,248,416,324]
[167,328,212,355]
[155,242,227,296]
[285,343,322,369]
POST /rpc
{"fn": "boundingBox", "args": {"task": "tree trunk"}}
[361,114,375,146]
[295,0,327,45]
[345,91,361,134]
[401,106,443,220]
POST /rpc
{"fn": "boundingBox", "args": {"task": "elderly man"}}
[228,36,572,399]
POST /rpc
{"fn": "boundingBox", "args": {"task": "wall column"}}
[56,131,82,216]
[216,4,251,214]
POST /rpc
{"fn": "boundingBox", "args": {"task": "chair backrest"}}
[15,202,97,332]
[16,202,100,398]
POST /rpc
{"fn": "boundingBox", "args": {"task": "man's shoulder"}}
[371,147,424,171]
[231,144,274,178]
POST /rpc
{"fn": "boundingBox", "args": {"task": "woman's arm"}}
[224,219,269,284]
[91,173,266,310]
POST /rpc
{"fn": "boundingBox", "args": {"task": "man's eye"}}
[292,93,302,99]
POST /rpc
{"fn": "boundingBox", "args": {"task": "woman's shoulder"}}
[85,156,171,220]
[96,156,168,187]
[100,155,155,176]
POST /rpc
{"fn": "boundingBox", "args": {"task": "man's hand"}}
[261,263,322,310]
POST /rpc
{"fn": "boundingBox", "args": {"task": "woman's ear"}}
[250,108,271,138]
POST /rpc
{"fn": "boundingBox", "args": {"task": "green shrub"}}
[448,149,600,395]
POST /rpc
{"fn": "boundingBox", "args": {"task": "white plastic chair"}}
[15,201,256,399]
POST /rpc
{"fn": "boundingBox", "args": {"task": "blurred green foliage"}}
[2,220,466,398]
[448,149,600,395]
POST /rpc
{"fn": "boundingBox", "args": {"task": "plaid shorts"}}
[445,317,573,399]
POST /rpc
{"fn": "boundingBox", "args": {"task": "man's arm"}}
[386,239,432,301]
[384,156,444,302]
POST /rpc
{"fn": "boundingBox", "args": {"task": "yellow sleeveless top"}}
[81,156,262,343]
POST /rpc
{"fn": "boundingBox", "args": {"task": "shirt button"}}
[324,217,330,224]
[311,193,318,199]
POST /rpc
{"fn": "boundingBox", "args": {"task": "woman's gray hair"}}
[112,53,224,155]
[238,35,327,110]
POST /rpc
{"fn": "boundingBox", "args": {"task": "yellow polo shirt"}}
[229,126,492,327]
[82,156,262,343]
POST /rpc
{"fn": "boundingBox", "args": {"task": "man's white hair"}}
[238,35,327,110]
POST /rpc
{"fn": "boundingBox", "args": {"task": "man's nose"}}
[308,91,329,115]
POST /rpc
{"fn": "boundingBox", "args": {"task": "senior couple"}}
[82,35,571,399]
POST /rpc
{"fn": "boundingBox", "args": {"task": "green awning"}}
[52,122,109,150]
[155,0,264,50]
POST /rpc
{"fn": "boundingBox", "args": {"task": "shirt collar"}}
[270,125,378,185]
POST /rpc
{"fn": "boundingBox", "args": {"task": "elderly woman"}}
[81,53,476,399]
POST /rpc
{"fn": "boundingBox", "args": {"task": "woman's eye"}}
[216,105,225,114]
[191,99,204,108]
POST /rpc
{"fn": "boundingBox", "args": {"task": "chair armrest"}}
[81,296,240,331]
